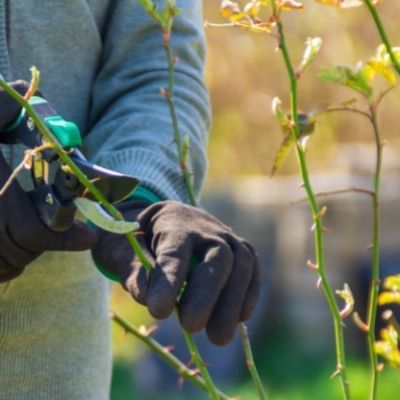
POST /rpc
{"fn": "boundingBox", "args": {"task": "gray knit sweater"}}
[0,1,209,399]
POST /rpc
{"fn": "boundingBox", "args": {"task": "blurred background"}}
[111,2,400,399]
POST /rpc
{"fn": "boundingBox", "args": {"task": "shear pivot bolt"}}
[27,117,35,131]
[45,193,54,205]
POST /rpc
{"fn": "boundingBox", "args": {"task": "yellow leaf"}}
[220,0,241,18]
[277,0,304,11]
[383,275,400,292]
[378,292,400,306]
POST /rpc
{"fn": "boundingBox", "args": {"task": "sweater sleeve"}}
[83,0,210,203]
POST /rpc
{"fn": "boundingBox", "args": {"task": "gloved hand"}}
[92,200,261,346]
[0,81,97,283]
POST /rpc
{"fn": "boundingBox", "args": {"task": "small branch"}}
[238,323,267,400]
[291,187,375,205]
[365,105,383,400]
[271,2,351,397]
[111,311,232,400]
[325,107,372,120]
[375,86,396,108]
[0,143,53,197]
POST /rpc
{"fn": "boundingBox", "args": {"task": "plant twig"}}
[291,187,375,204]
[270,2,351,398]
[161,9,266,399]
[238,323,267,400]
[365,105,383,400]
[111,311,232,400]
[0,143,53,196]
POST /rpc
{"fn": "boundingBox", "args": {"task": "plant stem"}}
[111,311,232,400]
[163,43,197,206]
[0,80,153,272]
[365,105,382,400]
[163,27,266,400]
[238,323,267,400]
[363,0,400,76]
[272,4,350,398]
[181,323,220,400]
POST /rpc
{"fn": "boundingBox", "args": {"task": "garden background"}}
[110,2,400,399]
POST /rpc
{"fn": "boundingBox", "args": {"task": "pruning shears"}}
[1,96,140,232]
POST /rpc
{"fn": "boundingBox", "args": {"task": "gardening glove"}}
[0,80,97,283]
[92,200,261,346]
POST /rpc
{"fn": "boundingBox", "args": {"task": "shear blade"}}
[83,175,140,204]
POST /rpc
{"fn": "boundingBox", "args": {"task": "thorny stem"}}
[111,311,232,400]
[363,0,400,76]
[271,3,351,398]
[163,43,197,206]
[365,105,382,400]
[163,20,266,400]
[139,8,220,400]
[238,323,267,400]
[0,80,153,273]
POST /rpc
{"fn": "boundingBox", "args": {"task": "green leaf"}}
[271,132,295,177]
[271,97,294,132]
[297,37,323,76]
[319,65,373,97]
[74,197,139,234]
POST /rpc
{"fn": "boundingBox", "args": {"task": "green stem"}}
[164,28,267,400]
[273,6,351,399]
[238,323,267,400]
[0,80,153,271]
[111,311,232,400]
[365,106,382,400]
[163,19,268,400]
[163,43,197,206]
[363,0,400,76]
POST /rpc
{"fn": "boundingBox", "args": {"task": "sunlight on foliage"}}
[378,275,400,306]
[314,0,382,9]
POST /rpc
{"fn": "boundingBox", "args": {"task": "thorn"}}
[138,324,158,337]
[364,244,373,252]
[307,260,318,271]
[173,56,179,65]
[163,344,175,353]
[377,363,385,373]
[316,277,322,289]
[310,222,316,232]
[297,182,305,189]
[322,226,332,234]
[381,139,387,148]
[160,87,170,98]
[330,367,342,380]
[134,230,145,237]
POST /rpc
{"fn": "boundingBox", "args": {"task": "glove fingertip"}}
[206,324,236,347]
[147,291,175,320]
[125,266,149,306]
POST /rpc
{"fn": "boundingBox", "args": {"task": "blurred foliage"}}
[204,1,400,178]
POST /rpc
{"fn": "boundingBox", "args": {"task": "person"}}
[0,1,261,399]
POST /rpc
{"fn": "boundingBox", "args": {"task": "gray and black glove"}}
[92,200,261,346]
[0,81,96,283]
